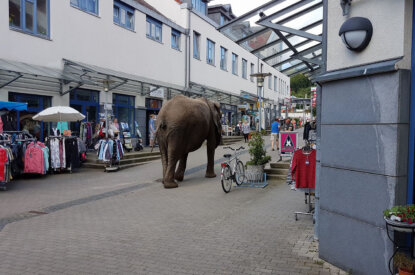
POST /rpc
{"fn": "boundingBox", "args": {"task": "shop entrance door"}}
[70,89,100,134]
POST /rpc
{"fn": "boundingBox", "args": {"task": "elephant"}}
[156,95,222,189]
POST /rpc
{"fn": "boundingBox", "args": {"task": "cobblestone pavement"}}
[0,131,346,274]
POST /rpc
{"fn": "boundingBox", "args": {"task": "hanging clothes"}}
[57,121,69,134]
[65,137,80,169]
[97,139,124,162]
[291,149,316,189]
[24,141,46,174]
[0,147,8,181]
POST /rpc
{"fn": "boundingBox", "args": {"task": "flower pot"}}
[246,164,264,182]
[399,268,414,275]
[385,217,415,233]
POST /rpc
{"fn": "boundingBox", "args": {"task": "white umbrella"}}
[33,106,85,122]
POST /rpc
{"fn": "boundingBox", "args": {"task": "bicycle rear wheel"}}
[221,165,232,193]
[235,160,245,186]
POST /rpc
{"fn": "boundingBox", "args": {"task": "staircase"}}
[264,161,290,182]
[221,135,244,146]
[83,150,161,170]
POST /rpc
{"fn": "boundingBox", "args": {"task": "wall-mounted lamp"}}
[339,17,373,52]
[340,0,352,16]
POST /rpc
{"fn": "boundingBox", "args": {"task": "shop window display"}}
[8,93,51,140]
[113,93,135,136]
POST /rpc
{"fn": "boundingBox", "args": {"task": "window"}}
[220,47,227,70]
[274,76,277,91]
[260,63,264,73]
[268,74,272,89]
[113,93,135,136]
[70,0,98,15]
[146,16,162,42]
[220,15,225,26]
[242,59,247,79]
[193,31,200,59]
[113,1,134,30]
[250,63,254,82]
[171,29,180,50]
[206,39,215,65]
[232,53,238,75]
[192,0,206,15]
[9,0,49,37]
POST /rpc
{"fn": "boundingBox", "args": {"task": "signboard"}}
[279,132,298,155]
[150,87,165,99]
[311,87,317,107]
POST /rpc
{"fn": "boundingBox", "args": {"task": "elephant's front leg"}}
[205,142,216,178]
[175,153,188,182]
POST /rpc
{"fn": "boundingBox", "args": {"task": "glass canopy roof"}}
[219,0,324,79]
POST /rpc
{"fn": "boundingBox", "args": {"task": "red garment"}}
[291,149,316,189]
[24,142,45,174]
[0,148,8,181]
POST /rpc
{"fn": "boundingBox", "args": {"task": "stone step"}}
[85,154,161,165]
[270,162,290,169]
[266,174,287,181]
[264,168,289,175]
[82,161,153,170]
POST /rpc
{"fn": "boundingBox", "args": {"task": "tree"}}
[290,73,312,93]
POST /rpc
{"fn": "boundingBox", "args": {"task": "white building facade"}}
[1,0,289,141]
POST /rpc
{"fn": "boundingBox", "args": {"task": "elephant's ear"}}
[208,100,222,146]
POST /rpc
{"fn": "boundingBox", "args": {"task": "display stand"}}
[294,188,315,221]
[105,139,120,172]
[385,217,415,274]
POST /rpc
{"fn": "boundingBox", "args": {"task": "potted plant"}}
[246,132,271,181]
[394,252,415,275]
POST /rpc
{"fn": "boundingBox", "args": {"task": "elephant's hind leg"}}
[164,151,179,189]
[175,153,188,182]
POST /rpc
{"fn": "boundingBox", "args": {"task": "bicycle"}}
[220,146,245,193]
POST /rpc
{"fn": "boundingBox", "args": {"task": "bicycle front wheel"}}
[221,165,232,193]
[235,160,245,186]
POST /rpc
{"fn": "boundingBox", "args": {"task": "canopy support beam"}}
[0,73,23,89]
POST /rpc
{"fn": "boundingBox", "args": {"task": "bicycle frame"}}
[221,146,244,181]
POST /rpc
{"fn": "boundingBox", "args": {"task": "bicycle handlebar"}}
[223,146,245,151]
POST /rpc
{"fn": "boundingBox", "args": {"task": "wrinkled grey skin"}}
[156,95,222,188]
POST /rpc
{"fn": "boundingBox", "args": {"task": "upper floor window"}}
[268,74,272,89]
[192,0,206,15]
[260,63,264,73]
[171,29,181,50]
[232,53,238,75]
[70,0,98,15]
[220,47,227,71]
[206,39,215,65]
[242,59,247,79]
[9,0,49,38]
[146,16,162,42]
[274,76,277,92]
[193,31,200,59]
[220,15,225,26]
[250,63,254,82]
[114,1,134,30]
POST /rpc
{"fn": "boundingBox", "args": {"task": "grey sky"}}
[210,0,270,16]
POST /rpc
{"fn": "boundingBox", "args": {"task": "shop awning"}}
[0,101,27,111]
[62,59,187,97]
[218,0,324,79]
[0,58,82,93]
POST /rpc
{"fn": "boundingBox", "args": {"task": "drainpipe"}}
[184,3,192,93]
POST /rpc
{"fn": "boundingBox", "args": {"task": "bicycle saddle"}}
[223,154,232,158]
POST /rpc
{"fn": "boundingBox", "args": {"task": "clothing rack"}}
[291,145,316,222]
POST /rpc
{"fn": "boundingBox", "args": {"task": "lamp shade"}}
[339,17,373,52]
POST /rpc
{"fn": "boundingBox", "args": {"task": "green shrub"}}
[246,132,271,166]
